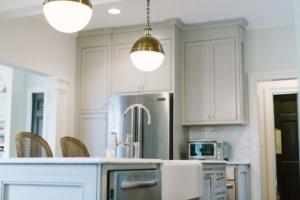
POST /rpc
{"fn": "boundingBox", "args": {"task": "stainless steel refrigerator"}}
[107,92,180,160]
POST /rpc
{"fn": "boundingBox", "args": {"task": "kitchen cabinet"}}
[202,162,227,200]
[76,33,111,157]
[183,18,248,125]
[226,164,250,200]
[112,40,171,94]
[76,21,185,156]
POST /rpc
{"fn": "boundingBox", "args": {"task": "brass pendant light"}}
[130,0,165,71]
[43,0,93,33]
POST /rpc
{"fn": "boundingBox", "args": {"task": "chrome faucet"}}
[111,132,131,158]
[120,104,151,158]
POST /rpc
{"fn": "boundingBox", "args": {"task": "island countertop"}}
[0,157,164,164]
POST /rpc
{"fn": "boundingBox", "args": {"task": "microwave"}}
[188,140,229,161]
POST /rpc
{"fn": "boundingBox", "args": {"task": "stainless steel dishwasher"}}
[108,170,161,200]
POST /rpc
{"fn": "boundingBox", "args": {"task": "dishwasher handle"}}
[121,179,158,189]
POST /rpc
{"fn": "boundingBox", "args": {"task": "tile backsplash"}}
[189,125,250,162]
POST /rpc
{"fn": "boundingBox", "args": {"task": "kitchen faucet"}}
[119,103,151,158]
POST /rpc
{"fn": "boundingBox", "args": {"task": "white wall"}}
[0,16,77,152]
[188,24,297,162]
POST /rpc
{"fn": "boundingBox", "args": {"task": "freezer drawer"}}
[108,170,161,200]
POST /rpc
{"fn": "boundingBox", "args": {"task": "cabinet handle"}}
[211,114,214,119]
[208,115,210,119]
[138,85,141,91]
[204,173,211,178]
[141,85,145,91]
[227,184,234,189]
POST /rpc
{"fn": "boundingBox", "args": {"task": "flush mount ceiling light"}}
[108,8,121,15]
[43,0,93,33]
[130,0,165,72]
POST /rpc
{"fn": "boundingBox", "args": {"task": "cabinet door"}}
[80,46,108,111]
[144,39,172,92]
[79,113,107,157]
[184,41,210,123]
[113,43,143,94]
[202,171,214,200]
[210,38,236,122]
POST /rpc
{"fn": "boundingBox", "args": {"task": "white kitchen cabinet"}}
[76,33,111,157]
[226,164,250,200]
[183,18,247,125]
[75,20,187,158]
[112,39,171,94]
[202,163,227,200]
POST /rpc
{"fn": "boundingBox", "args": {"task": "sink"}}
[161,160,203,200]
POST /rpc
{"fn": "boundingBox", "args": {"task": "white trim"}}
[258,80,298,200]
[248,69,297,200]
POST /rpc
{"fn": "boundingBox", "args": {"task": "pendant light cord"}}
[145,0,152,35]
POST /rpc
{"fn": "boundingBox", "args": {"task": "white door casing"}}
[248,69,298,200]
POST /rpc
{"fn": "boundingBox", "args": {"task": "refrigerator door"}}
[138,93,172,159]
[108,95,138,158]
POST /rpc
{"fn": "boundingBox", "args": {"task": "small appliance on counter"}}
[188,140,229,161]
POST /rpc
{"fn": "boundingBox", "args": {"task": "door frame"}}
[248,69,298,200]
[258,80,298,200]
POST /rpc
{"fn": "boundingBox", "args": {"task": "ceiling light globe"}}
[130,35,165,71]
[43,0,92,33]
[130,51,164,71]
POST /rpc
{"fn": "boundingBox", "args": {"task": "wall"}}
[0,16,77,153]
[189,24,297,162]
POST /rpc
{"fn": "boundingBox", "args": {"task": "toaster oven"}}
[188,140,229,160]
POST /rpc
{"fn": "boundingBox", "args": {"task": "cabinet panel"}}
[80,46,108,111]
[210,39,236,122]
[184,41,210,122]
[113,43,143,93]
[202,170,214,200]
[113,40,172,94]
[145,40,172,92]
[79,113,107,157]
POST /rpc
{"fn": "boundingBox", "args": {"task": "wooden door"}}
[31,93,44,136]
[274,94,300,200]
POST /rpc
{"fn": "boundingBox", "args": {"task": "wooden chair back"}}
[60,136,90,157]
[15,132,53,157]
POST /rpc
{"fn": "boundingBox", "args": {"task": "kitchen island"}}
[0,158,203,200]
[0,158,163,200]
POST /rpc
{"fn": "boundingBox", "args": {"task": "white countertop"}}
[0,158,250,165]
[227,161,251,165]
[0,157,164,164]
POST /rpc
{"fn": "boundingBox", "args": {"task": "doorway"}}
[258,79,299,200]
[273,94,299,200]
[31,93,44,136]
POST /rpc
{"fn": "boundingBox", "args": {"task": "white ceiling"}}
[0,0,295,31]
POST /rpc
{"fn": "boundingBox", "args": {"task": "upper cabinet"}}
[111,21,177,95]
[112,40,171,94]
[183,18,248,125]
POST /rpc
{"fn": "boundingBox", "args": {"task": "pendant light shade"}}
[130,34,165,71]
[43,0,93,33]
[130,0,164,71]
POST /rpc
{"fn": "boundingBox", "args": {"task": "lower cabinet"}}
[79,113,107,157]
[202,163,227,200]
[226,164,250,200]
